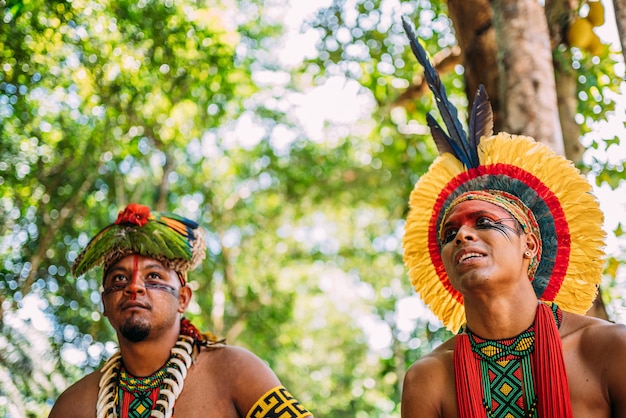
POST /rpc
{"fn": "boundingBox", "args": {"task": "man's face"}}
[439,200,528,294]
[101,255,191,343]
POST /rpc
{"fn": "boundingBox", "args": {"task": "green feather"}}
[72,216,194,277]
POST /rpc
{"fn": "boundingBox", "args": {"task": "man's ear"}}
[525,232,540,257]
[178,285,192,313]
[101,292,108,317]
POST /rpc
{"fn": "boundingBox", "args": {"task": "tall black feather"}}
[401,16,473,168]
[468,85,494,166]
[426,113,455,156]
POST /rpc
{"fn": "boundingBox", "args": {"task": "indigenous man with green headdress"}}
[49,203,312,418]
[399,17,626,418]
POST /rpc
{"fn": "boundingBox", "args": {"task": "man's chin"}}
[120,319,151,342]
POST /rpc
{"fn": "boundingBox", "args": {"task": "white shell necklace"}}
[96,335,195,418]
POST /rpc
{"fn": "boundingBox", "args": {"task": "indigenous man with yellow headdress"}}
[49,203,312,418]
[399,17,626,418]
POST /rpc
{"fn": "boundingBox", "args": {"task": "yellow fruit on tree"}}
[567,17,594,49]
[586,32,604,56]
[587,0,605,27]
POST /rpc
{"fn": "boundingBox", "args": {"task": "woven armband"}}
[246,386,313,418]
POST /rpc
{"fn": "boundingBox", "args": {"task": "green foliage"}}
[1,0,624,416]
[0,0,256,412]
[570,47,622,136]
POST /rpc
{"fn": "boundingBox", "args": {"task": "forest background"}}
[1,0,625,416]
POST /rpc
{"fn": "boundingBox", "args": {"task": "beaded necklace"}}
[467,322,537,417]
[96,335,195,418]
[118,361,170,393]
[116,358,172,417]
[464,303,561,418]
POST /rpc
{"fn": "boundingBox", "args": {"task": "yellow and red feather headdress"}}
[401,17,606,332]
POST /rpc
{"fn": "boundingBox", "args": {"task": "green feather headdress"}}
[71,203,206,283]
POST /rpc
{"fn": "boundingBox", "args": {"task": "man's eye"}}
[112,274,128,282]
[476,217,496,228]
[103,274,128,293]
[147,272,162,280]
[442,228,458,244]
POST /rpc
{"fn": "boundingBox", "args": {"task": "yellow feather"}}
[403,133,606,332]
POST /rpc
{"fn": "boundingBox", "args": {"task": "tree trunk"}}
[490,0,565,152]
[614,0,626,64]
[446,0,502,129]
[545,0,585,163]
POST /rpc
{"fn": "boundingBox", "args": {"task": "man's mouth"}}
[121,301,148,311]
[457,252,484,264]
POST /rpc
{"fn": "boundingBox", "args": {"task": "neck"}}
[118,322,181,376]
[463,284,539,340]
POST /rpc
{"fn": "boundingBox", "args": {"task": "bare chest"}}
[169,367,241,418]
[562,340,610,418]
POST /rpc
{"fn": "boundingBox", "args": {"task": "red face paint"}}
[102,255,180,297]
[439,200,519,246]
[128,254,140,300]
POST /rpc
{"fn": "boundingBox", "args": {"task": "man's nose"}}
[123,276,147,296]
[455,224,477,245]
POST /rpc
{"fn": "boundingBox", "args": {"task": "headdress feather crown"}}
[400,16,606,332]
[72,203,206,282]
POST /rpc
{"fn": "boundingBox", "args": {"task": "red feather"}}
[115,203,151,226]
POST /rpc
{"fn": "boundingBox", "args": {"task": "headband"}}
[440,190,543,279]
[401,17,606,332]
[71,203,206,285]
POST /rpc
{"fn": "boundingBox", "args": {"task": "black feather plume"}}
[468,85,494,164]
[426,113,459,157]
[402,16,480,168]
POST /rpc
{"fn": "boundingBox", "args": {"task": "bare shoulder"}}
[190,345,285,415]
[561,311,626,348]
[561,312,626,415]
[198,344,280,380]
[405,337,455,381]
[561,311,626,367]
[204,346,313,416]
[402,337,456,418]
[48,370,102,418]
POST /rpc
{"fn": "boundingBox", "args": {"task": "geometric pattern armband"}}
[246,386,313,418]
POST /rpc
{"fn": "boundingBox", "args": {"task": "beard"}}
[119,318,151,342]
